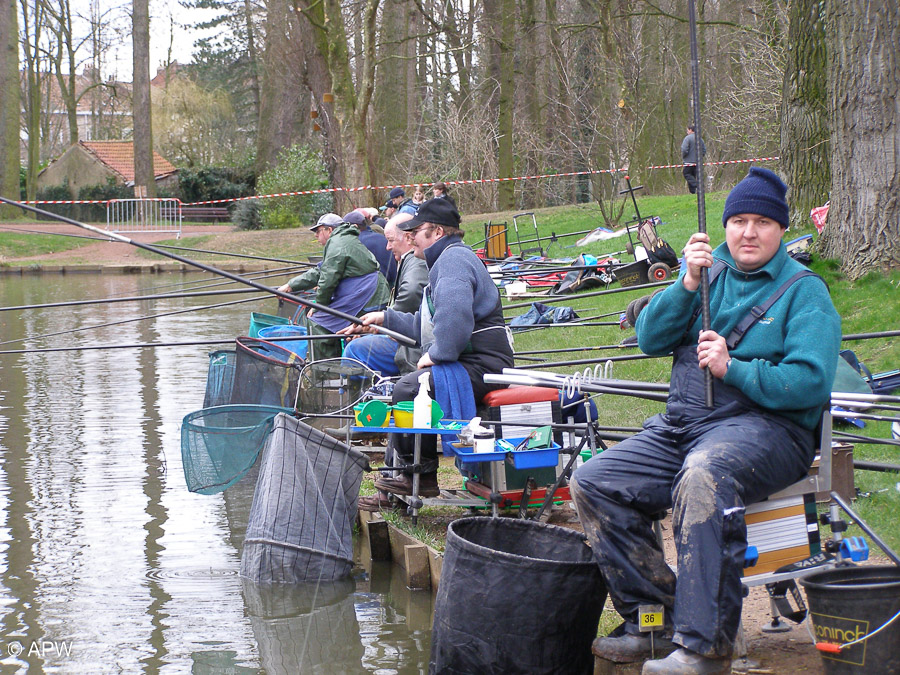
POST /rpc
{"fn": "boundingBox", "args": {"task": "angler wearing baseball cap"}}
[340,198,513,500]
[572,167,840,674]
[386,186,418,217]
[278,212,390,358]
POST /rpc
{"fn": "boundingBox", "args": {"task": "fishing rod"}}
[842,329,900,341]
[502,279,672,310]
[483,372,668,402]
[0,334,339,356]
[0,224,316,267]
[510,321,621,334]
[518,353,661,369]
[687,0,713,407]
[0,287,260,313]
[502,368,670,393]
[0,294,269,348]
[100,265,307,301]
[515,341,638,356]
[0,197,415,346]
[471,226,627,250]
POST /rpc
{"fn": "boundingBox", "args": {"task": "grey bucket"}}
[801,565,900,674]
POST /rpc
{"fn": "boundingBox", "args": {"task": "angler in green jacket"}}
[278,213,390,358]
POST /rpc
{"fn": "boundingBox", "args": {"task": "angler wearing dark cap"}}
[341,198,513,500]
[572,167,841,675]
[278,213,390,358]
[384,187,417,217]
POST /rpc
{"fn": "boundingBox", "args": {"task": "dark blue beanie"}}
[722,167,789,228]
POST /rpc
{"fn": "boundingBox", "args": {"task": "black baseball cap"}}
[396,198,461,231]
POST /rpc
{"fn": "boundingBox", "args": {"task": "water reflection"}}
[0,273,433,674]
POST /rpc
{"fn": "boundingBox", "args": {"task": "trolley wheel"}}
[625,240,635,256]
[625,298,639,327]
[633,294,651,319]
[648,262,671,281]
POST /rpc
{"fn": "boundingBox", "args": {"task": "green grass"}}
[0,231,93,258]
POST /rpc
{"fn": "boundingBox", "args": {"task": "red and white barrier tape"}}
[22,156,779,206]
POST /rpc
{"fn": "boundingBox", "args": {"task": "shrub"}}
[231,199,262,230]
[256,145,332,229]
[178,166,256,204]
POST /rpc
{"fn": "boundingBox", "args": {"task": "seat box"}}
[476,386,564,491]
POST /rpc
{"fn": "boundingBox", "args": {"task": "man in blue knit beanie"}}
[572,167,841,674]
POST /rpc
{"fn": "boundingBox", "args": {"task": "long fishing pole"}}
[0,287,259,312]
[515,341,639,356]
[688,0,713,407]
[99,265,306,301]
[0,224,316,267]
[0,334,339,356]
[518,353,661,369]
[502,279,672,310]
[0,294,269,348]
[0,197,415,346]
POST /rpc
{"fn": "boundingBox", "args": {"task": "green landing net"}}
[181,404,294,494]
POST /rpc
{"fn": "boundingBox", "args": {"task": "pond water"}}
[0,273,432,674]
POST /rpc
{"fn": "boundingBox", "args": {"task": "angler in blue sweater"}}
[342,198,513,499]
[572,167,841,675]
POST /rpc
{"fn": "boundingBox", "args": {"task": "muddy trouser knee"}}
[571,414,814,658]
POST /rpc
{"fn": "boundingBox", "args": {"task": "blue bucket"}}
[257,325,309,360]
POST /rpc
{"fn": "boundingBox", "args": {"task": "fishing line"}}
[0,287,260,312]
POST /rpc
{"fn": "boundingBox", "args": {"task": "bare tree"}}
[132,0,155,196]
[818,1,900,277]
[0,0,19,218]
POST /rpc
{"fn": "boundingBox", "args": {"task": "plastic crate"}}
[257,325,309,360]
[249,312,291,338]
[507,437,561,469]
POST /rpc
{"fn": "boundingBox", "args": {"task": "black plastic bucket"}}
[800,565,900,674]
[430,517,606,675]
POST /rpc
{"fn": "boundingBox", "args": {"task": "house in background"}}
[37,140,179,197]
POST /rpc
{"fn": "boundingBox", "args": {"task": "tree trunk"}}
[0,0,18,218]
[819,1,900,277]
[256,0,306,174]
[132,0,156,197]
[21,0,44,201]
[779,0,828,230]
[496,0,515,210]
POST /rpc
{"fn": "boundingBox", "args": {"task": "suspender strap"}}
[724,269,820,349]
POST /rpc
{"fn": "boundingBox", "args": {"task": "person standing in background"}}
[681,125,706,195]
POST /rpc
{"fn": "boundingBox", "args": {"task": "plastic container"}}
[431,517,606,674]
[413,372,433,429]
[353,400,390,427]
[392,400,442,428]
[505,436,561,469]
[801,565,900,674]
[257,325,309,360]
[249,312,291,338]
[474,430,495,453]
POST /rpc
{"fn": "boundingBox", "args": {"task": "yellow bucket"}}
[392,400,443,428]
[354,400,390,427]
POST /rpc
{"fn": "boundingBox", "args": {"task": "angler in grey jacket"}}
[681,125,706,194]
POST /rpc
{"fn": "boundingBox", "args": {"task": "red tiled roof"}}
[79,140,177,182]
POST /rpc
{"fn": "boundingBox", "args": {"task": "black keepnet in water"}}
[430,517,606,675]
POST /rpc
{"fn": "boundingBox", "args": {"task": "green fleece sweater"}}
[636,242,841,429]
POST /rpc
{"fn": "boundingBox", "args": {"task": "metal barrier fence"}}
[106,199,182,239]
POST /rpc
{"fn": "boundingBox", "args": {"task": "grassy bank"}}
[5,195,898,553]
